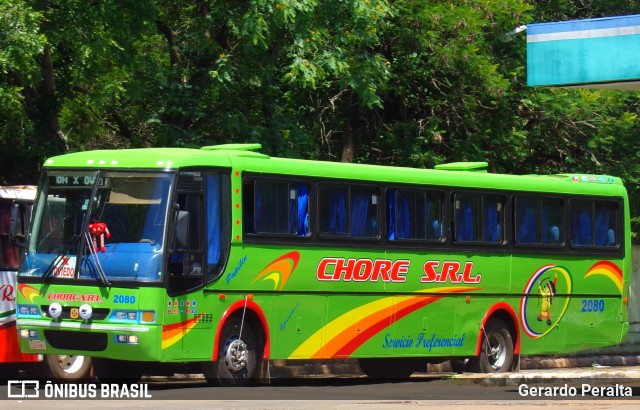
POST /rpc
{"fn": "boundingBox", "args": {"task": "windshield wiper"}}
[42,250,71,282]
[76,171,110,287]
[81,231,110,286]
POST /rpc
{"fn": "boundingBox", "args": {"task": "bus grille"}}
[43,329,108,351]
[40,306,110,320]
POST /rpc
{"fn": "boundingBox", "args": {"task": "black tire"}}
[93,358,142,383]
[36,355,92,381]
[202,317,258,386]
[358,358,418,380]
[469,318,514,373]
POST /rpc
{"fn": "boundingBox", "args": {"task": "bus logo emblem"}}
[70,308,79,319]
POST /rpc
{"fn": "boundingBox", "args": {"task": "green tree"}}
[0,0,46,184]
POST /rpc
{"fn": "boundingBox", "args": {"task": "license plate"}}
[28,340,46,350]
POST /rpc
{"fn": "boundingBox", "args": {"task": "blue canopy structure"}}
[527,15,640,90]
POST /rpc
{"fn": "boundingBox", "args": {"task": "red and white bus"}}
[0,186,91,379]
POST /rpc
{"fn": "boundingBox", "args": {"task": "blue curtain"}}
[328,189,347,235]
[594,207,611,246]
[456,200,474,241]
[206,174,220,266]
[296,184,309,236]
[541,204,551,244]
[517,203,536,244]
[397,192,411,239]
[387,191,396,240]
[573,206,592,246]
[483,200,499,242]
[350,191,370,237]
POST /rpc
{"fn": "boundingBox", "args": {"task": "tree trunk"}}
[40,44,67,153]
[342,97,359,163]
[341,133,354,163]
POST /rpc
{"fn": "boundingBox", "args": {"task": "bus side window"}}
[244,179,310,237]
[454,193,503,244]
[319,186,378,238]
[571,200,618,248]
[319,186,347,236]
[388,189,442,241]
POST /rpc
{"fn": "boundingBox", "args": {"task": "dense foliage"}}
[2,0,640,238]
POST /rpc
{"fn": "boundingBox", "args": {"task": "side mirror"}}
[175,210,190,249]
[10,200,32,243]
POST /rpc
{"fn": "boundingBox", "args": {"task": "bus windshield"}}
[21,171,174,282]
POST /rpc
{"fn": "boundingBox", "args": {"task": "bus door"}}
[165,171,228,361]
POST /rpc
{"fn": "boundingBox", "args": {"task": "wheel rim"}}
[57,355,85,374]
[224,338,248,372]
[486,333,507,370]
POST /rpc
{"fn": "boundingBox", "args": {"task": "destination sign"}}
[49,176,105,187]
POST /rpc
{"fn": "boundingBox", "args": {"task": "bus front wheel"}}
[32,355,92,380]
[469,318,514,373]
[203,317,258,386]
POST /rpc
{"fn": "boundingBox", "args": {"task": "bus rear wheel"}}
[203,317,258,386]
[469,318,514,373]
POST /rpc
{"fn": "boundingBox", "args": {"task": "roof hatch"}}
[434,162,488,172]
[201,143,262,151]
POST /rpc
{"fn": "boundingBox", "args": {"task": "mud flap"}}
[512,355,521,372]
[258,358,271,384]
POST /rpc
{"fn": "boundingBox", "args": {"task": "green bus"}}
[16,144,630,384]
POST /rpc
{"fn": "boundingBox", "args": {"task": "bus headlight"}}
[48,303,62,320]
[110,310,155,323]
[116,334,139,344]
[19,329,39,339]
[79,304,93,321]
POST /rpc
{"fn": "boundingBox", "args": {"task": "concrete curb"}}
[144,355,640,382]
[266,354,640,378]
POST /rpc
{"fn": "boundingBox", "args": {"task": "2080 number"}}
[581,299,605,313]
[113,295,136,304]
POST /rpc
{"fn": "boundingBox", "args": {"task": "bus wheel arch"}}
[470,303,520,373]
[203,299,270,386]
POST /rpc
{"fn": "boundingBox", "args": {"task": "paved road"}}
[3,365,640,409]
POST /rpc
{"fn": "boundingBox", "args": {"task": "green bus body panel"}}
[15,146,630,363]
[42,147,625,196]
